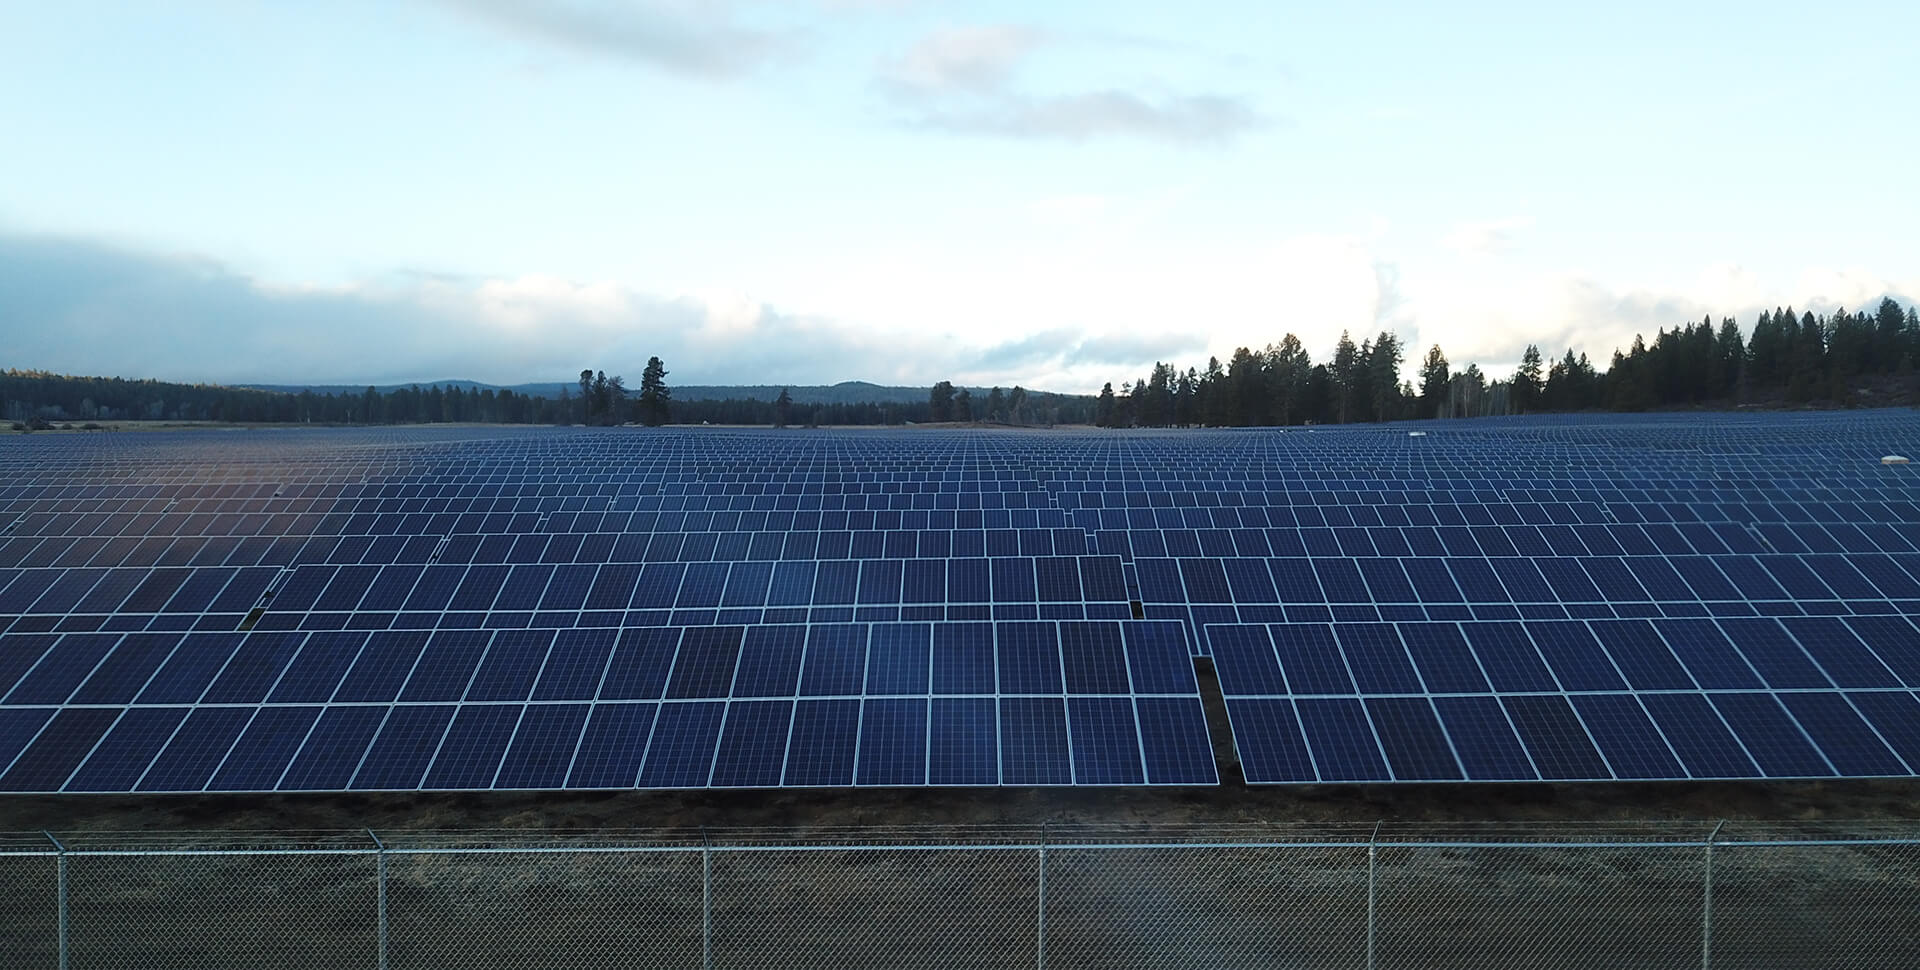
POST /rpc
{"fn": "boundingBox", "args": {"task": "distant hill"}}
[241,379,1082,405]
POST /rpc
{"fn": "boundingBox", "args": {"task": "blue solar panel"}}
[1205,610,1920,783]
[712,699,792,787]
[11,417,1920,790]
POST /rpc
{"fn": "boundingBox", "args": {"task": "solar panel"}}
[7,414,1920,790]
[1210,617,1920,783]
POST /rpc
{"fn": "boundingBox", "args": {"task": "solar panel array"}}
[0,428,1211,791]
[3,409,1920,790]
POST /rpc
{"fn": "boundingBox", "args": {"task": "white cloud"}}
[883,25,1042,92]
[903,89,1265,144]
[7,230,1916,395]
[876,24,1268,144]
[433,0,793,79]
[1403,261,1920,378]
[1440,216,1533,254]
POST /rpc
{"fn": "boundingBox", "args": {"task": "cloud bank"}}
[0,232,1200,390]
[0,232,946,386]
[879,25,1267,144]
[434,0,794,79]
[5,231,1913,393]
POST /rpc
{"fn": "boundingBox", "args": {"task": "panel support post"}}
[45,832,67,970]
[702,828,713,970]
[1703,819,1725,970]
[1037,826,1048,970]
[369,829,388,970]
[1367,821,1381,970]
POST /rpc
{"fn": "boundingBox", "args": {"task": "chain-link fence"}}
[2,822,1916,969]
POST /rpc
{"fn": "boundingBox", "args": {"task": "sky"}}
[4,0,1917,392]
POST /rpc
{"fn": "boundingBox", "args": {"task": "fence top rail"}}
[0,820,1915,854]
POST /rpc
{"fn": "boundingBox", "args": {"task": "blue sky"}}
[4,0,1915,390]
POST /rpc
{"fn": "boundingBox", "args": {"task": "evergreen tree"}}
[1266,334,1311,425]
[1827,307,1874,379]
[1095,383,1116,427]
[1418,344,1449,418]
[1175,368,1198,426]
[1226,348,1263,425]
[1450,363,1487,417]
[1715,317,1745,398]
[1126,380,1147,426]
[578,369,594,423]
[1144,362,1175,427]
[1302,365,1333,423]
[774,387,793,428]
[1511,345,1544,412]
[1201,357,1228,426]
[1791,310,1826,393]
[955,388,973,422]
[986,386,1005,422]
[1367,332,1403,421]
[928,381,955,422]
[1876,297,1908,371]
[1330,332,1360,423]
[637,357,671,426]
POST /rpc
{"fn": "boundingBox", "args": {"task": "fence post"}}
[702,828,713,970]
[44,832,66,970]
[1037,826,1048,970]
[1702,819,1725,970]
[368,830,387,970]
[1367,821,1380,970]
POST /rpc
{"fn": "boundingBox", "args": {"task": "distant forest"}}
[0,364,955,428]
[5,298,1915,429]
[1068,297,1920,427]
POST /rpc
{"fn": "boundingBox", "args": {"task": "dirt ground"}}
[0,776,1913,838]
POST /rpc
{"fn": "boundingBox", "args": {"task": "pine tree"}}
[928,381,955,422]
[1144,363,1175,427]
[1266,334,1310,425]
[1226,348,1263,425]
[1877,297,1908,371]
[1512,345,1544,413]
[774,387,793,428]
[1715,317,1745,398]
[1095,383,1116,427]
[637,357,671,426]
[1331,332,1359,423]
[1363,332,1402,421]
[1201,357,1228,426]
[1126,380,1147,426]
[1418,344,1449,418]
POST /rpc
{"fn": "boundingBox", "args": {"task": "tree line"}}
[1058,297,1918,427]
[1,357,1068,429]
[925,383,1088,425]
[9,297,1916,429]
[3,357,677,427]
[2,371,567,425]
[573,357,672,426]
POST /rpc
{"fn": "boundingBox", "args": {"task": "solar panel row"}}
[0,619,1213,792]
[1210,620,1920,782]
